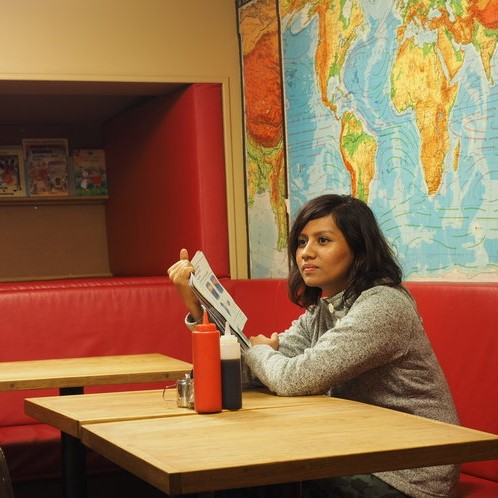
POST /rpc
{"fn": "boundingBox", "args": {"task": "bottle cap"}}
[195,310,217,331]
[220,321,238,344]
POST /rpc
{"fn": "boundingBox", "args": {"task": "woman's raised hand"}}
[167,248,203,321]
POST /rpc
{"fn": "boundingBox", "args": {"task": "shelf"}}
[0,195,108,206]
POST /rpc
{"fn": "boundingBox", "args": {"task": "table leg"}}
[60,387,87,498]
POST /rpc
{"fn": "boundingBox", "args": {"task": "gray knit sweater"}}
[243,285,460,498]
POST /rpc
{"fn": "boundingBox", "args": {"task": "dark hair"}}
[288,194,402,308]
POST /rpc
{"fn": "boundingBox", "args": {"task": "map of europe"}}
[238,0,497,281]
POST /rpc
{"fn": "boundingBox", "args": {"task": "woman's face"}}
[295,214,354,297]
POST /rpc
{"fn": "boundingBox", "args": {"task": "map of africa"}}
[238,0,498,281]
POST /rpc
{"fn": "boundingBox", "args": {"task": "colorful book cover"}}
[0,146,26,196]
[23,138,69,196]
[72,149,107,196]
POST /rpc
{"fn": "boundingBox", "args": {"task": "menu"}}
[189,251,250,350]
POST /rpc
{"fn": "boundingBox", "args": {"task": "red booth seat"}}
[1,276,191,480]
[1,277,497,496]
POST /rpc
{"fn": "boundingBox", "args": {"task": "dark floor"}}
[12,473,299,498]
[12,470,167,498]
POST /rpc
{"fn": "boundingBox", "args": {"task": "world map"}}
[238,0,498,281]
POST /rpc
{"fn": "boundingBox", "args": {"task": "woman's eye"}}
[318,237,330,244]
[297,238,307,247]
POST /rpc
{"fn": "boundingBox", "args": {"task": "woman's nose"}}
[301,241,314,259]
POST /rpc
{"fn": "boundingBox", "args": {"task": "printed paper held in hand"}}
[189,251,250,350]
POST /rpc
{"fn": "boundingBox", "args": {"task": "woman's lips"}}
[302,264,318,274]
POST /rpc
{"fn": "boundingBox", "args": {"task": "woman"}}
[168,194,459,498]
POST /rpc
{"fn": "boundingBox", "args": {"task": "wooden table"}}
[25,388,326,437]
[2,353,192,498]
[25,388,323,497]
[26,389,498,496]
[0,353,192,392]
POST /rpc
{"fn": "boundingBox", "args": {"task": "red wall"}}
[104,83,230,277]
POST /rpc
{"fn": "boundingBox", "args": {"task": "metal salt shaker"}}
[176,372,194,409]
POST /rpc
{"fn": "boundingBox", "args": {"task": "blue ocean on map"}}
[281,3,497,281]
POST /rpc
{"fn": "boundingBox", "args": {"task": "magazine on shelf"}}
[72,149,108,196]
[0,146,26,196]
[23,138,69,196]
[189,251,250,350]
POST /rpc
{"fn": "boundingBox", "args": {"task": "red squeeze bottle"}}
[192,311,222,413]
